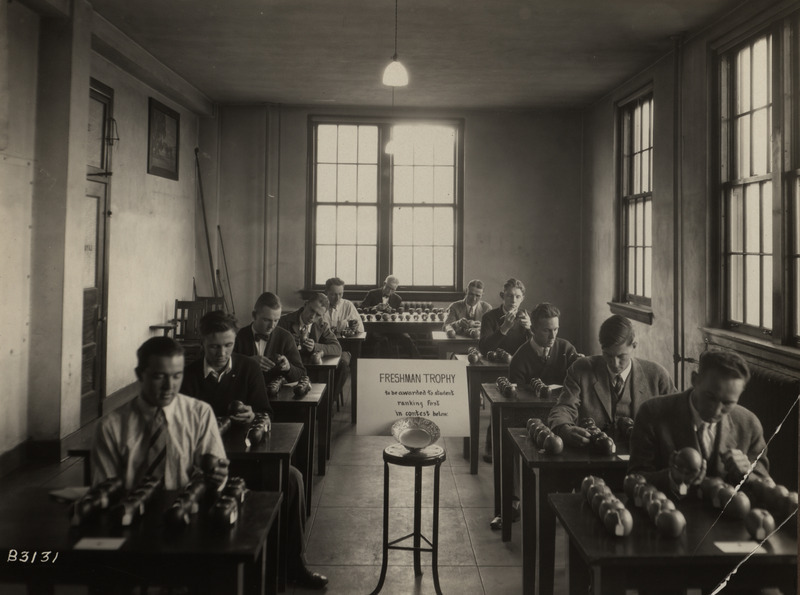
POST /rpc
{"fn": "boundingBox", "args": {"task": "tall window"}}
[619,92,654,307]
[719,15,799,346]
[309,119,463,291]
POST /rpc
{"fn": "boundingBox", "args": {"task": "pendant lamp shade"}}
[383,59,408,87]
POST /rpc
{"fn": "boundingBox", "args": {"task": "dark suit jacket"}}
[360,287,402,310]
[443,299,492,334]
[277,307,342,361]
[509,338,578,386]
[478,306,530,354]
[180,353,273,417]
[628,390,770,493]
[233,325,305,384]
[547,355,676,430]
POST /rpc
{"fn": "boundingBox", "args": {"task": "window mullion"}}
[378,124,393,284]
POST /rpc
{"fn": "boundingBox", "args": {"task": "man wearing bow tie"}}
[443,279,492,336]
[548,314,675,445]
[629,350,771,496]
[233,292,306,387]
[509,302,580,387]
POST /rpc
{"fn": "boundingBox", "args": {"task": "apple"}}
[582,476,605,499]
[535,428,552,449]
[712,483,736,509]
[623,474,647,500]
[469,328,481,339]
[642,489,667,509]
[598,497,625,519]
[526,418,543,432]
[722,491,751,519]
[228,400,247,415]
[636,485,659,509]
[655,509,686,538]
[647,497,676,522]
[775,491,799,521]
[762,484,791,512]
[589,485,613,509]
[698,477,725,504]
[591,490,614,515]
[744,508,776,540]
[543,434,564,455]
[604,507,634,537]
[579,417,597,429]
[591,434,617,455]
[674,447,703,477]
[446,328,456,338]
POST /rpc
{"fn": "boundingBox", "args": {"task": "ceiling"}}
[89,0,741,110]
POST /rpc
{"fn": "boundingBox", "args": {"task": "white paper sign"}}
[714,541,766,554]
[357,359,469,437]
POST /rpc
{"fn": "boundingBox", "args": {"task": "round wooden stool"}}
[370,443,447,595]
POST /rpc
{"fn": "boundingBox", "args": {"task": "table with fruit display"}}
[548,480,797,595]
[358,301,447,335]
[453,351,509,474]
[505,421,630,595]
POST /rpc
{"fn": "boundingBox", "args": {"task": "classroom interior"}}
[1,0,799,593]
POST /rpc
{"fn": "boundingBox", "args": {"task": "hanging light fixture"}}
[382,0,408,87]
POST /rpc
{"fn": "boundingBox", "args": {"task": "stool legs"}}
[370,460,390,595]
[432,460,442,595]
[413,466,422,576]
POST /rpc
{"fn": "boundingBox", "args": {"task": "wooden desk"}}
[270,384,324,508]
[549,492,797,595]
[507,429,628,595]
[305,355,338,473]
[453,355,507,474]
[362,319,443,335]
[223,421,302,591]
[0,487,282,595]
[338,332,367,424]
[430,330,479,359]
[482,384,559,519]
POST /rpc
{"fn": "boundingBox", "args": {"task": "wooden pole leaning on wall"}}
[218,225,235,317]
[195,147,217,298]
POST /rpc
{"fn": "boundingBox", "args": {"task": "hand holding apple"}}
[560,424,591,447]
[516,310,531,330]
[301,337,315,352]
[253,354,276,372]
[276,354,290,372]
[230,403,255,425]
[721,448,751,482]
[669,447,706,494]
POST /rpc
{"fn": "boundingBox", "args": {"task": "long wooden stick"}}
[218,225,235,316]
[194,147,217,298]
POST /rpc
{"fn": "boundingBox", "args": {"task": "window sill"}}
[608,302,654,325]
[700,327,800,376]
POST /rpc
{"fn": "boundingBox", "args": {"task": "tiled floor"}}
[0,394,569,595]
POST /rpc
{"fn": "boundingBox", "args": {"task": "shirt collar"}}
[134,394,177,426]
[688,392,717,431]
[529,339,549,357]
[203,357,233,382]
[608,361,632,383]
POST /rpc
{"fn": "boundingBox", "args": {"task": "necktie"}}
[697,423,712,459]
[255,333,269,343]
[144,409,168,478]
[612,375,624,399]
[542,347,550,362]
[468,305,475,319]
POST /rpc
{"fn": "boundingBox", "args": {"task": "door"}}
[81,80,113,425]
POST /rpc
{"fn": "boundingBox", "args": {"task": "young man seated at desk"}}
[443,278,492,337]
[323,277,363,402]
[180,310,328,589]
[233,291,306,390]
[629,350,771,497]
[361,274,419,358]
[548,314,676,446]
[278,292,342,361]
[509,301,580,388]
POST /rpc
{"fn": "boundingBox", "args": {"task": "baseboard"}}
[0,441,27,478]
[27,439,62,463]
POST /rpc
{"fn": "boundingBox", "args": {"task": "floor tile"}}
[478,566,523,595]
[462,506,522,566]
[452,465,496,507]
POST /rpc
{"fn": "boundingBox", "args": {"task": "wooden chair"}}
[197,295,226,313]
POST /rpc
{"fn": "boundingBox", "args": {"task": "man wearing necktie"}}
[443,279,492,336]
[92,337,228,491]
[277,293,342,362]
[548,314,676,445]
[629,350,771,496]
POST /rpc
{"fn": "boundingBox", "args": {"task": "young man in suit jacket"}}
[548,314,676,445]
[629,350,771,496]
[277,293,342,361]
[478,277,532,354]
[233,292,306,389]
[443,279,492,336]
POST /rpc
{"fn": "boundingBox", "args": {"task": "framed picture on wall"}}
[147,98,179,180]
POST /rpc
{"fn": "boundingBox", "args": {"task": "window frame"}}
[714,11,799,349]
[305,116,465,296]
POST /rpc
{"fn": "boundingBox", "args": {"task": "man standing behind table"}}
[233,292,306,389]
[629,350,771,496]
[181,310,273,419]
[548,314,676,445]
[509,302,580,387]
[443,279,492,337]
[478,277,532,354]
[323,277,363,402]
[361,275,419,357]
[92,336,228,491]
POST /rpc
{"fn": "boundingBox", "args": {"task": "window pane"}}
[642,100,651,149]
[752,108,769,176]
[394,166,413,203]
[358,126,378,164]
[751,37,769,109]
[357,206,377,245]
[393,246,413,283]
[337,205,357,243]
[633,153,641,194]
[434,167,454,203]
[433,127,455,166]
[392,127,414,165]
[337,245,356,284]
[433,247,454,286]
[636,200,644,246]
[627,247,635,295]
[641,149,651,194]
[413,246,433,285]
[736,45,751,115]
[643,247,652,298]
[744,255,760,326]
[337,126,358,163]
[357,165,377,203]
[627,202,636,245]
[643,199,652,247]
[762,255,772,327]
[316,246,335,284]
[337,165,357,203]
[633,104,641,153]
[393,207,413,246]
[413,207,433,246]
[744,184,760,253]
[729,255,743,322]
[317,206,337,245]
[317,164,336,203]
[432,207,454,246]
[356,246,376,286]
[317,125,338,163]
[728,187,743,252]
[736,115,751,178]
[636,247,644,296]
[761,182,772,253]
[414,166,434,203]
